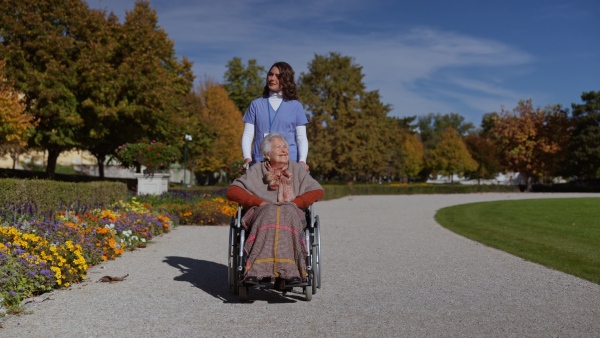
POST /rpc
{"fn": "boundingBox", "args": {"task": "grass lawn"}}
[435,197,600,284]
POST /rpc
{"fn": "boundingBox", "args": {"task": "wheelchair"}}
[228,204,321,301]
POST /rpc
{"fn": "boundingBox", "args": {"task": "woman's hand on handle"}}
[242,158,252,171]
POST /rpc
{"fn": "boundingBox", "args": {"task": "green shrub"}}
[0,168,137,191]
[0,179,129,216]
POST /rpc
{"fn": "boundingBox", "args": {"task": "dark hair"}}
[262,61,298,101]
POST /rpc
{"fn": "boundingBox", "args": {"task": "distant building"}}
[426,173,522,185]
[0,150,192,184]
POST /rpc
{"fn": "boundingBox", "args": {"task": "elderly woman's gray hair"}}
[260,133,289,159]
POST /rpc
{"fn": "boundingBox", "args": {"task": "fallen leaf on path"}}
[98,274,129,283]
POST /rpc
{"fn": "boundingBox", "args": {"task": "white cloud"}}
[87,0,536,122]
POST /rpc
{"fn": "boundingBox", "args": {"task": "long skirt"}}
[241,203,307,281]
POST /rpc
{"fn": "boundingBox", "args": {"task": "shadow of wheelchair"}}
[163,256,300,304]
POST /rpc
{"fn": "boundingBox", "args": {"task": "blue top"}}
[242,97,308,163]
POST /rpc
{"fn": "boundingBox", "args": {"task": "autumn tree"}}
[462,113,503,183]
[395,131,425,181]
[73,8,122,177]
[353,89,393,180]
[463,133,502,184]
[490,99,571,191]
[76,1,194,177]
[428,127,477,182]
[299,52,391,180]
[379,116,423,182]
[0,61,34,145]
[566,91,600,179]
[417,113,474,151]
[113,1,194,146]
[223,57,266,113]
[194,80,244,182]
[0,61,36,168]
[0,0,92,178]
[417,113,474,179]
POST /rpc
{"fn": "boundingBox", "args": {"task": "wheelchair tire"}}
[232,253,240,295]
[311,245,318,295]
[239,286,248,301]
[304,286,312,301]
[228,225,234,291]
[315,218,322,289]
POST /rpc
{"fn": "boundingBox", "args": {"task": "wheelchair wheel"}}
[311,244,318,295]
[229,225,241,295]
[228,224,234,291]
[314,218,322,289]
[232,254,240,295]
[239,285,248,301]
[304,285,312,301]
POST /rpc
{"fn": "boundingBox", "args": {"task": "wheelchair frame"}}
[228,204,321,301]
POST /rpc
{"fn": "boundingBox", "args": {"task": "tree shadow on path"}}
[163,256,301,304]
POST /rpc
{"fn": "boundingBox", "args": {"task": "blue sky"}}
[87,0,599,124]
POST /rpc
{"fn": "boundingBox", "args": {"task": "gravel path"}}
[2,193,599,337]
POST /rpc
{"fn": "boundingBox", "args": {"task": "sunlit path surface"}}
[3,193,599,337]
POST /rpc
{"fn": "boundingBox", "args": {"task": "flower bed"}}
[0,198,176,313]
[135,190,238,225]
[0,189,240,314]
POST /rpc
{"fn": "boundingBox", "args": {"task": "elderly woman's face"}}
[268,138,289,167]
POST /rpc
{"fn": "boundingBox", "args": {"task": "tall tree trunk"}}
[10,147,21,169]
[46,149,60,179]
[95,153,106,178]
[526,176,533,192]
[11,151,17,169]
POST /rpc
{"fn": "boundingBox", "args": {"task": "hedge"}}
[0,178,129,216]
[0,168,137,192]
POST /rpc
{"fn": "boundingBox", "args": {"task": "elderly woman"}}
[226,133,324,289]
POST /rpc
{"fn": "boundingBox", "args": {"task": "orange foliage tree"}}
[0,61,36,163]
[427,127,477,182]
[490,99,571,191]
[196,81,244,180]
[397,132,425,181]
[464,133,502,184]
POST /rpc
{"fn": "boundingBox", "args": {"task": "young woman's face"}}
[267,66,282,93]
[268,137,289,167]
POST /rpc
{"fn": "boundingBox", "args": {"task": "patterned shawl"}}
[264,161,295,202]
[230,160,323,204]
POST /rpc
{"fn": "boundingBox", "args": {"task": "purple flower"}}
[8,291,17,297]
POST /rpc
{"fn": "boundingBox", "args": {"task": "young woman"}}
[241,61,309,169]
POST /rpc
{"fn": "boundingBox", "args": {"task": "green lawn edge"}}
[435,198,600,284]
